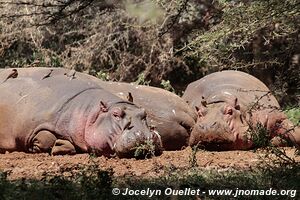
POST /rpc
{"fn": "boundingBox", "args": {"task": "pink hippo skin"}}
[182,70,300,150]
[0,68,162,157]
[0,67,196,151]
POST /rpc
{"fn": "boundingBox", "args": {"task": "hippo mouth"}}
[196,138,250,151]
[190,122,252,151]
[112,129,162,158]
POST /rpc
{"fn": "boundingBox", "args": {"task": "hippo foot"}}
[29,130,57,153]
[51,139,76,155]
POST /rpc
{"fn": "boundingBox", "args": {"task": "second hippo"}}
[183,70,300,150]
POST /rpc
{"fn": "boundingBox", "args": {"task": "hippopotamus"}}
[0,68,162,157]
[92,82,197,150]
[182,70,300,150]
[1,67,197,150]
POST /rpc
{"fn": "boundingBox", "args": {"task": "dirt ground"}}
[0,147,299,180]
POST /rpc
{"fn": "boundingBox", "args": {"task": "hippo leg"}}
[51,139,76,155]
[30,130,57,153]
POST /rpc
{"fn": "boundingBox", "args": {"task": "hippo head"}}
[189,97,252,150]
[85,101,162,158]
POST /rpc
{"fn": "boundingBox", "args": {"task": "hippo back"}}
[0,67,197,150]
[183,70,280,112]
[0,73,122,151]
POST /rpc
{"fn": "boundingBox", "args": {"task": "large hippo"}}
[2,67,197,150]
[0,68,162,157]
[182,70,300,150]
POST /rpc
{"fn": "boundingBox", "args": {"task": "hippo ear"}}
[127,92,133,103]
[200,96,207,107]
[201,100,207,107]
[234,98,240,110]
[195,106,200,112]
[100,101,108,112]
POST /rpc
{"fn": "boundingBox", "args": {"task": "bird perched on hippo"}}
[182,70,300,150]
[0,68,162,158]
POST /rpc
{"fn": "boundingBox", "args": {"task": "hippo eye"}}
[150,126,156,132]
[112,107,125,119]
[113,112,121,120]
[198,111,204,117]
[224,108,233,115]
[196,106,207,117]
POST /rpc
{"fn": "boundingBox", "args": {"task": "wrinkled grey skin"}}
[0,68,162,157]
[183,70,300,150]
[1,67,196,150]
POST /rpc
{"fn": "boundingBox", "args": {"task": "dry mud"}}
[0,147,299,180]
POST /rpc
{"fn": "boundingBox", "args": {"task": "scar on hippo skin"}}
[2,69,18,83]
[51,139,76,155]
[41,69,54,80]
[209,97,241,111]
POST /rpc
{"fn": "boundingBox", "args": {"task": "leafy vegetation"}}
[0,165,114,200]
[132,140,157,158]
[0,0,298,105]
[285,107,300,125]
[182,0,300,105]
[189,143,200,168]
[248,123,272,148]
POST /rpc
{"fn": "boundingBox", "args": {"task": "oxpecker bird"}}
[2,69,18,83]
[41,69,54,80]
[64,69,76,80]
